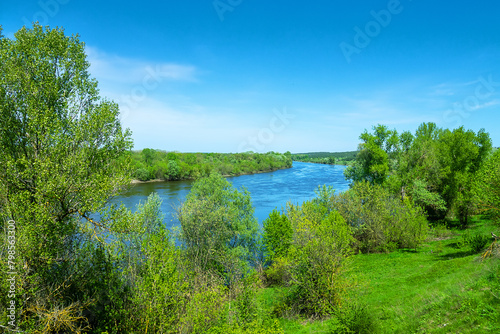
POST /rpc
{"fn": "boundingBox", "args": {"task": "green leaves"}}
[0,24,132,331]
[348,122,493,225]
[278,200,354,317]
[473,149,500,219]
[262,209,292,264]
[345,124,396,185]
[178,173,259,280]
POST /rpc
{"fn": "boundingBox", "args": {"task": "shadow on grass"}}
[435,249,474,260]
[398,249,419,254]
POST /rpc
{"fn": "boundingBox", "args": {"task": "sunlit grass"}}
[258,216,500,333]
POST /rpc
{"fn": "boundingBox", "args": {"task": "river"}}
[113,161,350,229]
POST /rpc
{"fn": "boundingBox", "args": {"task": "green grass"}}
[257,216,500,333]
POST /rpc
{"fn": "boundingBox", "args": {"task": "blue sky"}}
[2,0,500,153]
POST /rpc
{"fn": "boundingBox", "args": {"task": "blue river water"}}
[113,161,350,229]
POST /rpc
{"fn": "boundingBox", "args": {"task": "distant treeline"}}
[131,149,293,181]
[292,151,358,165]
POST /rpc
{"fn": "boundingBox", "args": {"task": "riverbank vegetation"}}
[292,151,357,165]
[1,25,500,333]
[131,149,292,182]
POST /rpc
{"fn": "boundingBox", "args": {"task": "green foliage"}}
[141,148,156,165]
[327,301,378,334]
[474,149,500,220]
[292,151,358,165]
[178,173,259,283]
[344,217,500,333]
[410,179,447,213]
[0,24,132,332]
[438,127,492,227]
[134,167,151,181]
[265,256,292,286]
[166,159,181,180]
[131,150,293,182]
[332,181,428,253]
[460,230,490,253]
[344,125,396,185]
[347,122,492,228]
[277,201,354,318]
[262,209,293,264]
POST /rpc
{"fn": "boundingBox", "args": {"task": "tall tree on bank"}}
[346,122,492,225]
[344,124,398,185]
[438,127,492,227]
[474,149,500,220]
[0,24,132,330]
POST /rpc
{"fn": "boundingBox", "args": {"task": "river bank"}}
[131,165,292,184]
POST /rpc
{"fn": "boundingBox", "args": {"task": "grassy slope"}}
[258,216,500,333]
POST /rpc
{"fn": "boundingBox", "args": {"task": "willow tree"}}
[0,24,132,330]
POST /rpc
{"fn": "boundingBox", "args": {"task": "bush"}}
[327,301,378,334]
[134,167,151,181]
[166,160,181,180]
[262,209,293,265]
[265,256,292,286]
[461,231,490,253]
[277,201,354,318]
[332,181,428,253]
[178,173,259,284]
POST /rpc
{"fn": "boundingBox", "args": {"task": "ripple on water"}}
[112,162,350,229]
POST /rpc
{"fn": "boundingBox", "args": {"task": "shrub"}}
[262,209,293,265]
[327,301,378,334]
[134,167,151,181]
[278,201,354,318]
[265,256,292,286]
[178,173,259,284]
[332,181,428,253]
[461,231,490,253]
[166,160,181,180]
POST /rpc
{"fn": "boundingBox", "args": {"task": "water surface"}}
[113,161,349,229]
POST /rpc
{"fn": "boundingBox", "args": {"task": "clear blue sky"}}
[2,0,500,153]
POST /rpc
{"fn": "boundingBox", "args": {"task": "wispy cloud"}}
[467,99,500,111]
[85,46,198,84]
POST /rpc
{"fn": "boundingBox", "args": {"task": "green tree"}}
[344,124,397,185]
[178,173,259,284]
[166,159,181,180]
[141,148,156,165]
[262,209,293,264]
[439,127,492,227]
[283,201,354,317]
[395,123,446,219]
[0,24,132,331]
[474,149,500,219]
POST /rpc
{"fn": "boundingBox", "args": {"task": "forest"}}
[291,151,358,165]
[1,25,500,333]
[130,150,293,182]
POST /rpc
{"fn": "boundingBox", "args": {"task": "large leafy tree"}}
[344,124,398,185]
[438,127,491,227]
[474,149,500,220]
[0,24,132,329]
[395,122,447,219]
